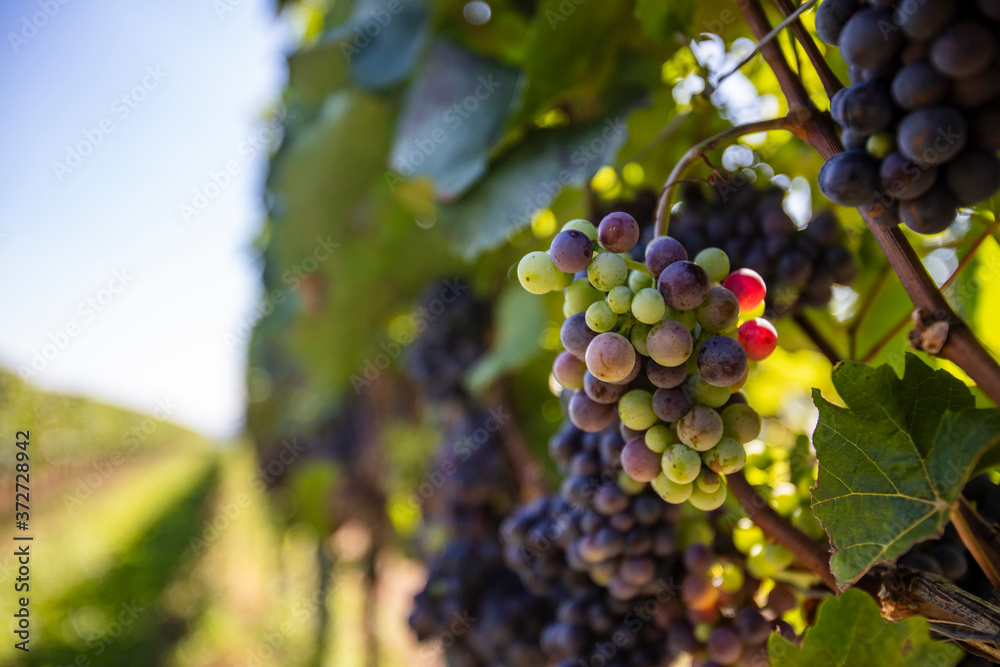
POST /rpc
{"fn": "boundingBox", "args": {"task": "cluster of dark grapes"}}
[405,279,490,401]
[816,0,1000,234]
[670,183,858,315]
[518,211,778,510]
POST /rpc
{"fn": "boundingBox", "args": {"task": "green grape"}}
[586,300,618,333]
[666,307,698,330]
[619,389,657,430]
[628,270,654,292]
[517,251,568,294]
[677,405,724,451]
[662,444,702,484]
[866,131,895,160]
[563,302,573,318]
[747,543,794,578]
[694,248,731,283]
[565,278,605,313]
[721,404,762,443]
[687,373,731,408]
[688,483,727,510]
[630,323,651,356]
[646,321,694,367]
[733,520,764,554]
[645,424,673,453]
[770,482,799,516]
[695,468,722,493]
[701,436,746,474]
[607,285,634,314]
[718,562,744,594]
[631,287,666,324]
[652,472,693,504]
[618,470,646,494]
[562,218,598,241]
[587,252,628,291]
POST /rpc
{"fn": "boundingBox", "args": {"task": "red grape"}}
[621,437,661,482]
[738,318,778,361]
[722,269,766,312]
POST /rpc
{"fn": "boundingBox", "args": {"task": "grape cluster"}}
[409,540,550,667]
[816,0,1000,234]
[517,212,777,510]
[669,183,858,314]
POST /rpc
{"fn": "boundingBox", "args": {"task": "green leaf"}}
[465,285,548,394]
[768,588,963,667]
[439,117,628,260]
[812,354,1000,588]
[389,41,521,200]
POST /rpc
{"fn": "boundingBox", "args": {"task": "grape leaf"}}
[388,41,521,200]
[812,354,1000,588]
[438,118,629,260]
[769,588,963,667]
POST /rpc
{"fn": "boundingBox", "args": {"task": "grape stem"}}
[950,495,1000,594]
[653,115,803,237]
[736,0,1000,407]
[771,0,843,98]
[623,257,653,277]
[727,471,838,590]
[792,312,842,365]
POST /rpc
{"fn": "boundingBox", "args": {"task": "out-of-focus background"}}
[2,0,999,665]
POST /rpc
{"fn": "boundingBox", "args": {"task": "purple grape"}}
[657,260,710,311]
[560,312,598,360]
[550,230,594,273]
[644,236,687,277]
[583,371,629,405]
[568,391,615,432]
[621,437,662,482]
[697,336,748,388]
[597,212,640,253]
[646,360,687,389]
[652,387,692,423]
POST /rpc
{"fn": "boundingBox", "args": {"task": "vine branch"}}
[653,115,803,237]
[772,0,843,98]
[792,312,843,365]
[737,0,1000,407]
[727,471,838,590]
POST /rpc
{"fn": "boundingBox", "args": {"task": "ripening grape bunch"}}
[816,0,1000,234]
[517,211,778,511]
[670,183,858,314]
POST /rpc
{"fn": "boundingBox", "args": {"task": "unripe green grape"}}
[628,270,654,292]
[695,468,722,493]
[746,543,794,579]
[701,436,746,474]
[866,131,895,160]
[619,389,657,430]
[630,323,650,356]
[619,471,646,494]
[645,424,673,453]
[662,444,702,484]
[694,248,730,283]
[688,483,727,510]
[677,405,724,451]
[770,482,799,516]
[565,278,605,313]
[652,473,693,504]
[717,562,744,594]
[588,252,628,291]
[722,404,762,443]
[607,285,634,314]
[563,301,573,318]
[666,307,698,330]
[631,288,666,324]
[733,519,764,554]
[517,251,567,294]
[562,218,598,241]
[586,300,618,333]
[687,373,731,408]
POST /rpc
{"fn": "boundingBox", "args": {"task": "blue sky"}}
[0,0,290,436]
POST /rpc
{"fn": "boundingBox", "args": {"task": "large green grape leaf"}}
[388,41,521,200]
[812,354,1000,588]
[439,118,629,260]
[769,588,963,667]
